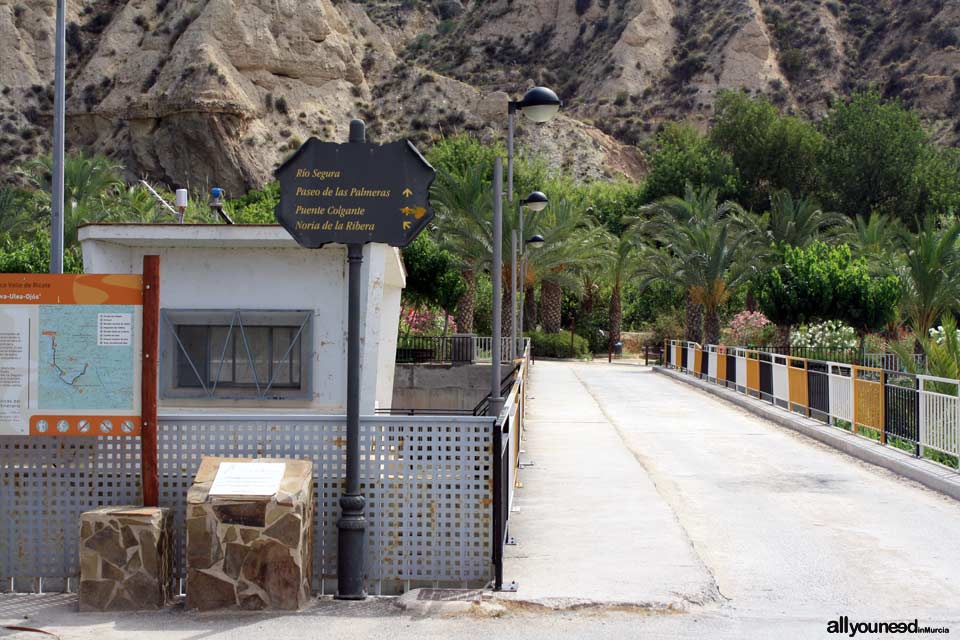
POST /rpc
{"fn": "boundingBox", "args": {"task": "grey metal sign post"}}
[275,121,435,600]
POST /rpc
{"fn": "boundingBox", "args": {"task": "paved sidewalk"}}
[501,361,719,608]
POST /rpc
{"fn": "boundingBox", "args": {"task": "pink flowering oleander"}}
[400,305,458,336]
[725,310,772,345]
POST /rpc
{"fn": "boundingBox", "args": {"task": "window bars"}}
[162,310,312,400]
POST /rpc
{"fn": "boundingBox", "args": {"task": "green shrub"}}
[528,330,590,359]
[648,310,683,347]
[0,231,82,274]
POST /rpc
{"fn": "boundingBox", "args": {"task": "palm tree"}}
[673,221,752,344]
[113,186,166,222]
[19,153,125,246]
[637,184,744,343]
[524,197,607,334]
[851,212,903,270]
[898,217,960,340]
[0,186,39,237]
[430,164,492,334]
[605,232,640,350]
[891,315,960,381]
[738,189,852,248]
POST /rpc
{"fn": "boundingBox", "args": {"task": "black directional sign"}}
[274,138,435,249]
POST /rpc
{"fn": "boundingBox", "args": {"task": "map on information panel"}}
[0,274,143,437]
[38,305,135,411]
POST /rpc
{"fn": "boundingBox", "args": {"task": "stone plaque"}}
[209,462,286,498]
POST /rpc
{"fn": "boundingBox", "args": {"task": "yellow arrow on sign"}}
[403,221,412,230]
[401,206,427,218]
[402,188,413,198]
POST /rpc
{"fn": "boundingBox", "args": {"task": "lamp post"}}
[490,158,505,418]
[514,191,548,353]
[490,87,560,413]
[519,232,545,344]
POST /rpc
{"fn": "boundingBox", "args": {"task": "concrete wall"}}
[391,363,513,412]
[79,224,405,414]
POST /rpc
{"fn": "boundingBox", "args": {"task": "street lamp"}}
[491,87,561,417]
[514,193,549,358]
[506,87,562,203]
[515,87,563,123]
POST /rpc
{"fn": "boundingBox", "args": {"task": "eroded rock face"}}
[0,0,648,189]
[77,506,173,612]
[2,0,957,189]
[717,2,783,94]
[184,457,313,611]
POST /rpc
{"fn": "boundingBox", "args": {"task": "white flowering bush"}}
[929,326,960,345]
[790,320,858,350]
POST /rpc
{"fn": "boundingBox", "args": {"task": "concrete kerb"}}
[653,366,960,503]
[394,589,506,617]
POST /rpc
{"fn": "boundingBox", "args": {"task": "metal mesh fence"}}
[1,415,494,595]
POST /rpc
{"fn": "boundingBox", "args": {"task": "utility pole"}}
[50,0,66,274]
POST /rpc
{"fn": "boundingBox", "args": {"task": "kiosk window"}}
[161,310,311,400]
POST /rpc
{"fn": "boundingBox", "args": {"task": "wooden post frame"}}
[141,255,160,507]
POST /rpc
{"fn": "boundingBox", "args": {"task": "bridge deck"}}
[506,361,960,621]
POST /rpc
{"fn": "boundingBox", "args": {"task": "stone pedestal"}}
[78,506,173,612]
[185,457,313,611]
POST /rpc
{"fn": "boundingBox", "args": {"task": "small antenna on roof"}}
[208,187,234,224]
[139,179,182,222]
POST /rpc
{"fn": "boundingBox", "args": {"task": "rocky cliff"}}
[1,0,958,193]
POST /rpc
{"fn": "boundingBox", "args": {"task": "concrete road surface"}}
[3,361,960,639]
[506,361,960,625]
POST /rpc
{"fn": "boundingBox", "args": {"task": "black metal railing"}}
[643,345,663,366]
[395,335,476,364]
[492,410,510,590]
[491,358,526,591]
[885,371,920,454]
[473,363,521,416]
[725,351,737,388]
[742,345,864,364]
[807,360,830,421]
[374,407,476,416]
[759,354,774,402]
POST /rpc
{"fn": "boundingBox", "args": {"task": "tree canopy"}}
[819,92,960,226]
[711,90,825,210]
[752,241,899,339]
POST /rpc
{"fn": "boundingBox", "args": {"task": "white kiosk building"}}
[79,224,405,414]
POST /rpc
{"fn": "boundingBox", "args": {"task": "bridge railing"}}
[664,340,960,472]
[397,335,528,364]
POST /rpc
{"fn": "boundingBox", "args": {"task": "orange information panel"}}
[0,274,143,437]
